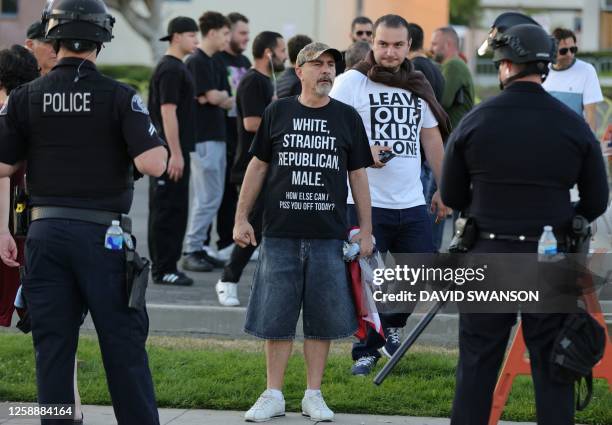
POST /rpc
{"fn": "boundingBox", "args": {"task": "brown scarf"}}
[354,51,451,141]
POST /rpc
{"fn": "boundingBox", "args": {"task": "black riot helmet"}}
[42,0,115,45]
[491,24,557,88]
[478,12,539,56]
[491,24,556,65]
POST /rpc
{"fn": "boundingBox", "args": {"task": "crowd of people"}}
[0,1,609,424]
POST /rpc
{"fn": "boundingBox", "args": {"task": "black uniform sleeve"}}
[240,77,269,118]
[249,105,273,163]
[187,55,215,96]
[117,85,166,158]
[440,120,471,211]
[347,108,374,171]
[0,88,28,165]
[157,69,182,106]
[575,130,609,222]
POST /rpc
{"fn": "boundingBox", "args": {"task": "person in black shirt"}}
[440,23,608,425]
[209,12,252,259]
[0,1,167,423]
[407,23,444,102]
[148,17,199,287]
[238,42,373,423]
[276,34,311,98]
[337,16,373,74]
[214,31,282,307]
[407,22,447,251]
[183,12,233,271]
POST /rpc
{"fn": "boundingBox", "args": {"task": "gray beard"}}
[315,83,332,96]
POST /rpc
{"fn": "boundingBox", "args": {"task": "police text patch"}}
[131,94,149,115]
[42,92,92,115]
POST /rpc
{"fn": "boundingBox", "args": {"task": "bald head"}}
[430,26,460,63]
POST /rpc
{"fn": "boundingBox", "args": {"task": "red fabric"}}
[349,260,367,340]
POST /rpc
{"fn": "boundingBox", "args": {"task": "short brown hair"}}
[552,28,576,43]
[199,11,230,36]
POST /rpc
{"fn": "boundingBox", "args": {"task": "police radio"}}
[12,176,29,237]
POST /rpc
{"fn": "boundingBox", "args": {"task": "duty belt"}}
[478,231,566,244]
[30,207,131,232]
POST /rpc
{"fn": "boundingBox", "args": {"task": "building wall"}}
[99,0,448,66]
[0,0,47,49]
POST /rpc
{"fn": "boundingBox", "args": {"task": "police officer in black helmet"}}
[441,22,608,425]
[0,0,167,423]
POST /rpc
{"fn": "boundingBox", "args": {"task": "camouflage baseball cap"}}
[296,42,342,66]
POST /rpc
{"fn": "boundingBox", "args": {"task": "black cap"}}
[491,24,556,65]
[159,17,199,42]
[26,21,46,40]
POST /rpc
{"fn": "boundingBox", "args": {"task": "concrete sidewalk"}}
[0,403,537,425]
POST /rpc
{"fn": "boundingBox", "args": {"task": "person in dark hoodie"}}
[276,34,312,98]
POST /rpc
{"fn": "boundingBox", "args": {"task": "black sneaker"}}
[382,327,402,358]
[154,271,194,286]
[198,249,226,268]
[351,355,379,376]
[181,253,214,272]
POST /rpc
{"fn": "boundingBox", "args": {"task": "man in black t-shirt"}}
[237,43,373,423]
[214,31,284,307]
[276,34,311,98]
[148,17,199,286]
[407,22,447,251]
[183,12,233,272]
[209,12,252,259]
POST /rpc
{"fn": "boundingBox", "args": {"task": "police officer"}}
[0,1,167,424]
[440,23,608,425]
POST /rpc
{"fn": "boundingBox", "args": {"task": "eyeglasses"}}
[355,31,372,37]
[558,46,578,55]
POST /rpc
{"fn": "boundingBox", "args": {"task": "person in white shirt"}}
[543,28,603,132]
[330,13,450,376]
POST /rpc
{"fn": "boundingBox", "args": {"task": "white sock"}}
[265,389,284,401]
[305,389,321,397]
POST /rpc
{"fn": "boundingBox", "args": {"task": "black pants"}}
[451,312,574,425]
[451,238,574,425]
[206,151,238,250]
[220,191,263,283]
[148,156,190,277]
[23,219,159,425]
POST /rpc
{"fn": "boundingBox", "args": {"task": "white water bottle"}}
[104,220,124,250]
[537,225,557,260]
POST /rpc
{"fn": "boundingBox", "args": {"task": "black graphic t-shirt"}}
[232,68,273,185]
[185,49,227,142]
[214,51,251,154]
[148,55,196,152]
[250,97,373,239]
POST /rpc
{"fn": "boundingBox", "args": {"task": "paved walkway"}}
[0,403,538,425]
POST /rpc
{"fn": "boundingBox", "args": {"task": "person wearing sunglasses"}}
[542,28,603,132]
[336,16,374,75]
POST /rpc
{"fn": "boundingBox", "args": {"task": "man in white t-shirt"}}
[543,28,603,132]
[330,14,449,376]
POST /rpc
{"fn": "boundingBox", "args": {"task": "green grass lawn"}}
[0,332,610,424]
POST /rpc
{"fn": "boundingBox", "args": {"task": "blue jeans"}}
[348,204,435,359]
[421,163,445,252]
[244,237,357,340]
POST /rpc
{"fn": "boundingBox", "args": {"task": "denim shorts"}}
[244,237,358,340]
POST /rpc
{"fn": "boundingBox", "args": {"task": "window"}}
[0,0,18,15]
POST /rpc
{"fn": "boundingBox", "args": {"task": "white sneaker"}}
[302,392,334,422]
[216,280,240,307]
[217,243,235,261]
[245,390,285,422]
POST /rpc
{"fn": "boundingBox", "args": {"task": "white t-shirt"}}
[330,69,438,209]
[542,59,603,116]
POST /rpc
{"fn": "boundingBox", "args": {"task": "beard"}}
[270,56,286,73]
[315,82,332,96]
[229,39,244,55]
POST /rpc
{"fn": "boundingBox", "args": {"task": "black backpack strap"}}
[576,372,594,411]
